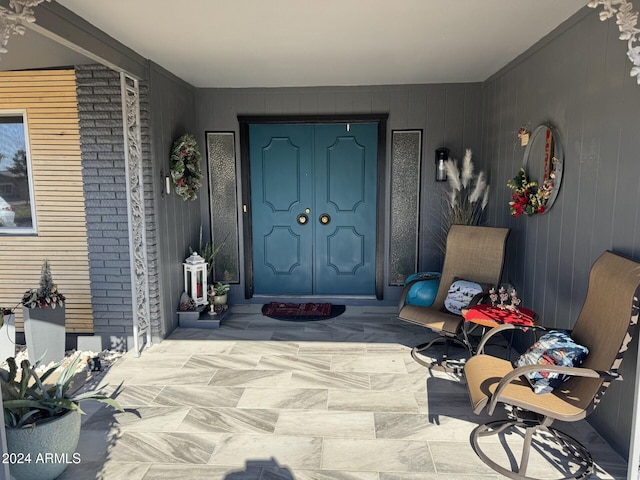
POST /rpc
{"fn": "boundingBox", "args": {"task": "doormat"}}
[261,302,345,321]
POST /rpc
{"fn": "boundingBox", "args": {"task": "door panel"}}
[314,124,377,295]
[250,123,377,296]
[250,124,313,294]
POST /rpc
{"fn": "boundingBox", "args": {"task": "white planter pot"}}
[23,306,65,366]
[0,313,15,362]
[5,409,81,480]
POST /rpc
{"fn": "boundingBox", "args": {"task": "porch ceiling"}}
[48,0,587,88]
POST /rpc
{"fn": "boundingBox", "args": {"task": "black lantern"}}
[435,147,449,182]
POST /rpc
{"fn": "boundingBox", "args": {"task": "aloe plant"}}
[0,355,122,428]
[212,282,230,296]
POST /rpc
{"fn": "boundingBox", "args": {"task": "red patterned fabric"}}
[463,304,537,327]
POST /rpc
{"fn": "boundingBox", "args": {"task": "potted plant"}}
[0,307,16,360]
[0,355,122,480]
[207,282,230,316]
[21,260,66,366]
[212,282,230,305]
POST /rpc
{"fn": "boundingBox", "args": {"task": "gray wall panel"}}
[407,86,427,128]
[149,62,198,335]
[482,9,640,458]
[195,84,483,300]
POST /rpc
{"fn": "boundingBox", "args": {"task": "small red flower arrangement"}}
[507,164,556,218]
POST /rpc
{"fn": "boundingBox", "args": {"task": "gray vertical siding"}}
[195,83,483,299]
[481,8,640,458]
[149,62,200,334]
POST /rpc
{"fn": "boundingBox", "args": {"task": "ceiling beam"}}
[3,0,149,79]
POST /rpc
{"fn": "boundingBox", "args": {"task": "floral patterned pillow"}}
[514,330,589,394]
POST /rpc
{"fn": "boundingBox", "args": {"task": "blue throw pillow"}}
[514,330,589,394]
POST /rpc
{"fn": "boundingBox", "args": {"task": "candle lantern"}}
[183,252,208,306]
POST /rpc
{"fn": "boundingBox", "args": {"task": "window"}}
[0,111,36,233]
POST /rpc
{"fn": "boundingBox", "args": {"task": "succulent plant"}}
[0,355,122,428]
[212,282,230,296]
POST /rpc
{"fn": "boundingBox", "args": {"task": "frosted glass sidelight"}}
[389,130,422,286]
[206,132,240,283]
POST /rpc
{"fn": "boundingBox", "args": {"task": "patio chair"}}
[398,224,510,371]
[464,250,640,480]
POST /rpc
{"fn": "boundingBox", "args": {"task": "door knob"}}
[319,213,331,225]
[297,213,309,225]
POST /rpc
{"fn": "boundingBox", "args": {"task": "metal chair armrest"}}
[487,364,615,415]
[476,324,547,355]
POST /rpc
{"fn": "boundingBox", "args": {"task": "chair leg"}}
[471,419,594,480]
[410,336,469,374]
[518,424,535,476]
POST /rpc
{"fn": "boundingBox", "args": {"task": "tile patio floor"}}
[58,306,628,479]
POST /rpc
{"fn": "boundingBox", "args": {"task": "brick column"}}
[75,64,160,349]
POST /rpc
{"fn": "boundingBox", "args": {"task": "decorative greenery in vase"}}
[21,260,65,310]
[170,134,203,201]
[210,282,230,313]
[212,282,230,296]
[435,149,490,254]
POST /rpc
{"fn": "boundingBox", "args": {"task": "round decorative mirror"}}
[521,123,563,214]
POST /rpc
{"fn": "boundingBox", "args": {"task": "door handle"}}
[319,213,331,225]
[297,213,309,225]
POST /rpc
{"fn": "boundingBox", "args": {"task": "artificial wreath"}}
[170,134,203,201]
[507,161,557,217]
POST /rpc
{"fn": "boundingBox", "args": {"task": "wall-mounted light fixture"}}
[160,171,171,198]
[435,147,449,182]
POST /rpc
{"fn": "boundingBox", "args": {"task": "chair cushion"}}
[398,304,463,336]
[443,278,491,315]
[465,353,590,419]
[514,330,589,394]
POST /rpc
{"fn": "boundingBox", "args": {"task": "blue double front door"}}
[250,123,378,296]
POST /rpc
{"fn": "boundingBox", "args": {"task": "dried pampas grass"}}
[433,149,490,255]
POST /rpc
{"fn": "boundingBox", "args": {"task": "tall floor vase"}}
[22,306,65,366]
